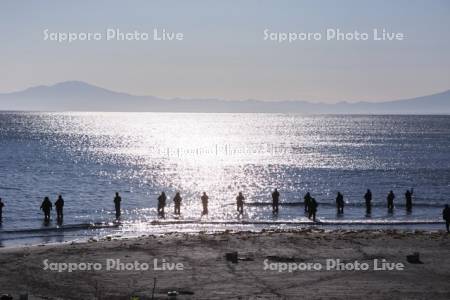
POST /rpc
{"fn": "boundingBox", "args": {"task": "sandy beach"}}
[0,229,449,300]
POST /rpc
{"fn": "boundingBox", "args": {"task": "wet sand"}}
[0,229,449,299]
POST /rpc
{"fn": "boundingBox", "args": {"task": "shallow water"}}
[0,112,449,246]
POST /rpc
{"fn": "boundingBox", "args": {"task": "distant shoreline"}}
[1,81,449,113]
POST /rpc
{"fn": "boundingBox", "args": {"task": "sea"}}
[0,112,449,247]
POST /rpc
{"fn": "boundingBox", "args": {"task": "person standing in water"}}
[157,192,167,217]
[55,195,64,220]
[173,192,182,215]
[272,188,280,214]
[0,198,4,222]
[405,189,413,212]
[201,192,209,215]
[387,190,395,212]
[336,192,344,214]
[443,205,450,233]
[304,192,312,213]
[364,189,372,215]
[236,192,245,215]
[308,197,318,221]
[114,192,122,219]
[40,196,53,222]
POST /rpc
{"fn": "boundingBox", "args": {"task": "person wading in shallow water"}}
[336,192,344,214]
[201,192,209,216]
[304,192,312,213]
[236,192,245,215]
[0,198,4,222]
[443,204,450,233]
[405,189,413,212]
[40,196,52,222]
[55,195,64,220]
[308,197,318,222]
[173,192,182,215]
[364,189,372,215]
[157,192,167,217]
[114,192,122,219]
[387,190,395,212]
[272,188,280,215]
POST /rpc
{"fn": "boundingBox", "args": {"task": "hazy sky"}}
[0,0,449,103]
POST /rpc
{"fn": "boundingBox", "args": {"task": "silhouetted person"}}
[114,192,121,219]
[387,190,395,212]
[405,189,413,212]
[0,198,4,222]
[443,205,450,233]
[201,192,209,215]
[336,192,344,214]
[364,189,372,215]
[157,192,167,217]
[236,192,245,215]
[173,192,182,215]
[40,196,52,222]
[304,192,312,213]
[308,197,318,221]
[55,195,64,220]
[272,188,280,214]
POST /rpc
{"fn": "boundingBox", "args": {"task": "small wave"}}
[0,186,21,191]
[243,202,446,208]
[0,219,444,235]
[0,222,119,234]
[145,219,444,226]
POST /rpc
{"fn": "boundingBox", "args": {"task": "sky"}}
[0,0,449,103]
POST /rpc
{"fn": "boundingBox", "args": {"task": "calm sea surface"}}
[0,113,449,246]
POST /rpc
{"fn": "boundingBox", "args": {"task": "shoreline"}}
[1,228,449,299]
[1,220,446,249]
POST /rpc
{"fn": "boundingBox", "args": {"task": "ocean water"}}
[0,112,449,246]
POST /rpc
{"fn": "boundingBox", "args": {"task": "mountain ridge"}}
[0,81,449,114]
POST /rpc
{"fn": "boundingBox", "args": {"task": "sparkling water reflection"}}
[0,113,449,244]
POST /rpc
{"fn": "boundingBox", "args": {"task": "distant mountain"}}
[0,81,449,114]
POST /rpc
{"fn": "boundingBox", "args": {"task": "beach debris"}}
[225,251,239,263]
[0,294,13,300]
[406,252,423,264]
[19,294,28,300]
[178,291,195,295]
[224,251,254,263]
[239,256,254,261]
[266,255,302,263]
